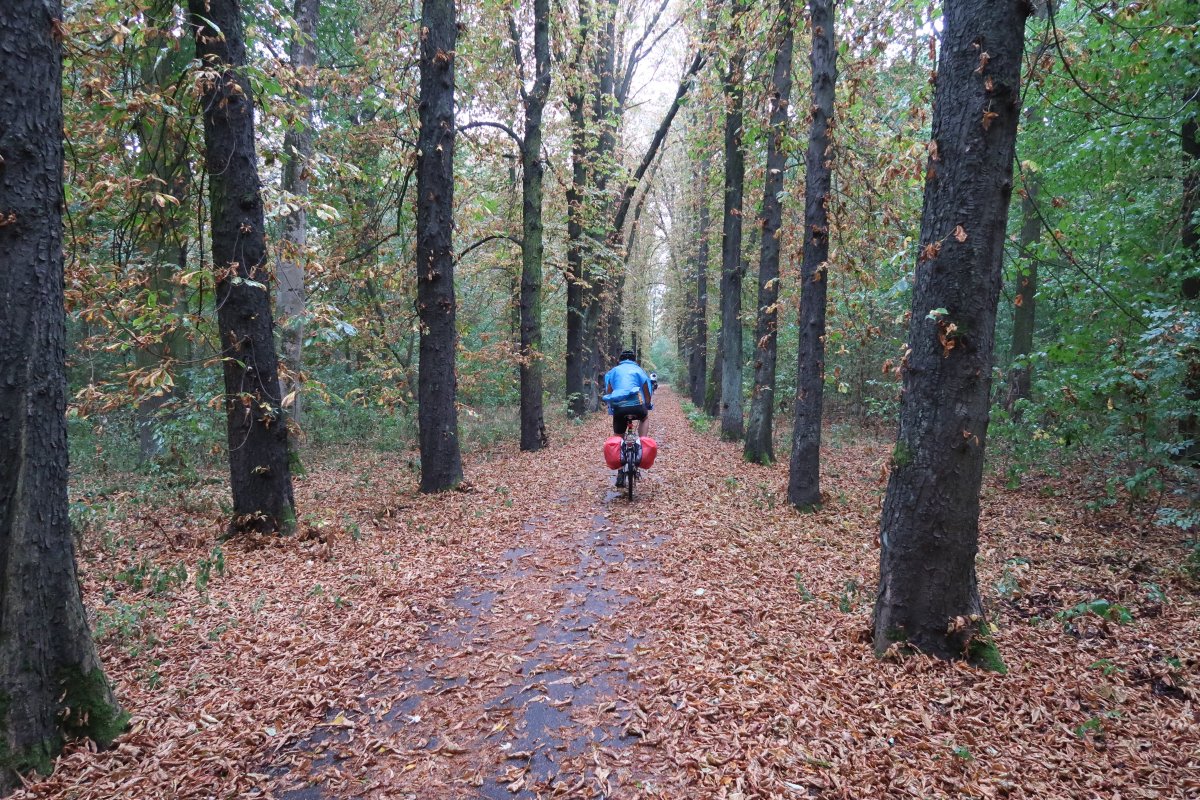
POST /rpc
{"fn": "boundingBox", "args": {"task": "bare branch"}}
[458,120,524,148]
[457,234,524,262]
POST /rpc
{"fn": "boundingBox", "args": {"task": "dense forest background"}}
[60,0,1199,528]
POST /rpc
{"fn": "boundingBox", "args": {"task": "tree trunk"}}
[580,0,620,410]
[715,7,744,438]
[688,154,711,409]
[0,4,127,789]
[744,0,796,465]
[873,0,1029,663]
[416,0,464,492]
[519,0,552,451]
[719,2,748,441]
[276,0,320,429]
[190,0,296,535]
[565,64,589,418]
[787,0,837,506]
[1006,163,1039,414]
[706,325,723,417]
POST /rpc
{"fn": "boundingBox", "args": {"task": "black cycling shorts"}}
[612,404,648,434]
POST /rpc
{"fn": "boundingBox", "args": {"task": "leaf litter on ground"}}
[14,388,1199,799]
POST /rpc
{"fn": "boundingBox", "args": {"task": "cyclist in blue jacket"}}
[602,348,653,438]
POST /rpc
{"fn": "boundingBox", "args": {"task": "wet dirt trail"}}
[266,390,688,799]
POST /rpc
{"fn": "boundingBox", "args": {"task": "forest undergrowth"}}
[16,389,1199,799]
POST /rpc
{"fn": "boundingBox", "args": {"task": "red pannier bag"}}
[639,437,658,468]
[603,436,623,469]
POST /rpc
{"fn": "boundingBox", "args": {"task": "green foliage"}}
[680,400,713,433]
[837,578,860,613]
[94,599,165,654]
[194,546,226,594]
[115,559,188,597]
[1056,599,1134,626]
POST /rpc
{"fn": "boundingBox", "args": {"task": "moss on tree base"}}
[967,634,1008,675]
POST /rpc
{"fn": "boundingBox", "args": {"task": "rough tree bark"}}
[190,0,296,534]
[580,0,620,408]
[276,0,320,429]
[0,4,127,789]
[706,325,723,417]
[873,0,1029,663]
[518,0,552,451]
[787,0,837,506]
[416,0,464,492]
[744,0,796,464]
[689,145,713,408]
[564,3,592,418]
[718,0,748,441]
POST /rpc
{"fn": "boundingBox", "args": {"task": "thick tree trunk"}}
[1006,164,1039,414]
[719,3,748,441]
[873,0,1029,662]
[190,0,296,534]
[276,0,320,429]
[0,5,126,789]
[706,325,723,417]
[744,0,796,465]
[565,83,589,418]
[580,0,620,411]
[519,0,552,451]
[564,2,592,418]
[787,0,837,505]
[416,0,464,492]
[688,157,711,408]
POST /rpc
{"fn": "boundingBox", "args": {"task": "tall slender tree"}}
[564,1,593,419]
[787,0,837,506]
[276,0,321,429]
[688,143,713,408]
[873,0,1029,661]
[718,0,748,440]
[0,3,126,789]
[416,0,464,491]
[744,0,796,464]
[516,0,552,451]
[190,0,296,534]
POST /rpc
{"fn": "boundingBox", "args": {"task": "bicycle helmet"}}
[619,348,636,362]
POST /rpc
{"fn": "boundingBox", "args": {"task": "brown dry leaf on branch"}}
[15,390,1199,800]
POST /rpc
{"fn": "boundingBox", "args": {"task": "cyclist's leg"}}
[612,410,627,436]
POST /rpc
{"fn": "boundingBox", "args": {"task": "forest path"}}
[25,385,1199,800]
[267,389,692,798]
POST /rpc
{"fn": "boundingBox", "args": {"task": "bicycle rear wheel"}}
[626,465,635,501]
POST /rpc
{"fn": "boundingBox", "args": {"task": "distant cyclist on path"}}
[602,348,653,438]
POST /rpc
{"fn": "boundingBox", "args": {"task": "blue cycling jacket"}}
[602,360,652,410]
